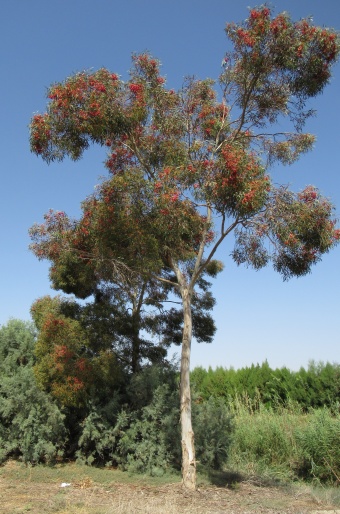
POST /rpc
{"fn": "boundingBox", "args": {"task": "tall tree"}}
[30,7,340,488]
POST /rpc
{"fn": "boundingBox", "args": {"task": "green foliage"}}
[29,14,340,300]
[295,408,340,483]
[228,403,296,478]
[1,321,339,487]
[31,296,127,407]
[0,320,66,464]
[118,384,180,476]
[32,298,94,407]
[227,395,340,485]
[193,397,234,470]
[191,361,340,411]
[75,395,124,466]
[75,364,234,476]
[75,365,179,474]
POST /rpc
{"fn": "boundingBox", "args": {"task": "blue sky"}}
[1,0,339,371]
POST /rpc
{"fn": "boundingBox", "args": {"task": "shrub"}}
[76,398,128,466]
[193,397,234,470]
[117,384,180,476]
[77,365,236,475]
[0,320,66,464]
[76,365,181,474]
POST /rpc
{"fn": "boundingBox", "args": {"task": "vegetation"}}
[0,320,66,464]
[191,361,340,410]
[28,6,340,489]
[1,319,339,488]
[228,398,340,485]
[0,320,233,477]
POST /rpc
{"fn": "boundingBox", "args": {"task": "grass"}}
[227,396,340,485]
[0,460,181,487]
[1,460,340,513]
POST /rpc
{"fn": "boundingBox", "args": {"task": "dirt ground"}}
[0,462,339,514]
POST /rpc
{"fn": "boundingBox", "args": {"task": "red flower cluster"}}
[236,28,255,47]
[67,376,84,391]
[133,53,160,78]
[270,13,288,35]
[249,8,270,20]
[89,100,102,117]
[43,317,65,332]
[129,83,143,94]
[105,146,133,174]
[160,208,170,216]
[187,165,197,173]
[54,344,75,361]
[75,358,88,372]
[30,113,51,154]
[284,233,298,247]
[89,78,106,93]
[298,187,318,203]
[170,192,179,202]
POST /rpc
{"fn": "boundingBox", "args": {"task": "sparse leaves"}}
[232,186,339,280]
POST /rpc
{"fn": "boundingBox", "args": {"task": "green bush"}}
[226,397,340,485]
[76,365,181,474]
[77,367,235,476]
[5,319,338,485]
[0,320,66,464]
[117,384,180,476]
[193,397,234,470]
[75,394,123,466]
[191,361,340,410]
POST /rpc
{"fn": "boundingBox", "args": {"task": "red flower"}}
[129,83,143,94]
[94,82,106,93]
[250,9,261,20]
[237,28,255,47]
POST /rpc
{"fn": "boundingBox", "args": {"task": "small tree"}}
[30,7,340,488]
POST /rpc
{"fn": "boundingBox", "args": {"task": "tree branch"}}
[193,218,241,282]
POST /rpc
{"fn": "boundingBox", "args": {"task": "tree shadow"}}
[207,469,244,488]
[207,469,283,489]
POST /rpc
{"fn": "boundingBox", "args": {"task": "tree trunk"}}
[131,309,141,374]
[180,287,196,490]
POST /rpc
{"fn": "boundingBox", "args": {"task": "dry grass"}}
[0,461,339,514]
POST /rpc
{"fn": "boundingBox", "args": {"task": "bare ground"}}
[0,461,339,514]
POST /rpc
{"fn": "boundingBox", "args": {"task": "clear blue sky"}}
[1,0,339,371]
